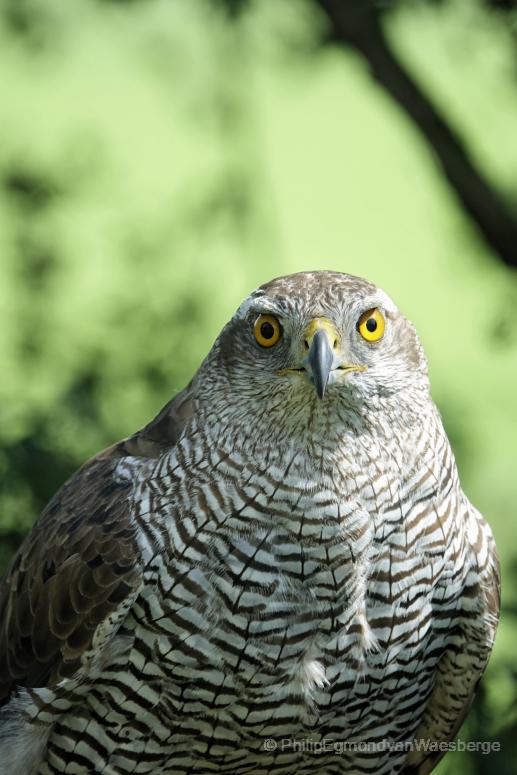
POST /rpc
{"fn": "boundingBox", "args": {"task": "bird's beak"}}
[303,318,338,400]
[276,317,367,397]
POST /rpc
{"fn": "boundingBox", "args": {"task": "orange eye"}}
[357,308,385,342]
[254,314,282,348]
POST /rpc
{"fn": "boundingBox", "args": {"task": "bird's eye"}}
[254,314,282,348]
[357,308,385,342]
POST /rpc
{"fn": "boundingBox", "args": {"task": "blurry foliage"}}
[0,0,516,773]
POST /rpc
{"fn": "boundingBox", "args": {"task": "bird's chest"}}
[92,449,456,774]
[133,447,441,721]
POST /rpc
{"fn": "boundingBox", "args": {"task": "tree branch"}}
[316,0,517,269]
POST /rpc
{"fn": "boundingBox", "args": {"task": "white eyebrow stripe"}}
[352,294,398,318]
[234,287,398,322]
[235,297,284,320]
[374,290,398,313]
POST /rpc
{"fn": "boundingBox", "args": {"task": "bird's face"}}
[200,272,429,430]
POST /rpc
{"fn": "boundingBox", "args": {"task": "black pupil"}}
[366,317,377,333]
[260,321,275,339]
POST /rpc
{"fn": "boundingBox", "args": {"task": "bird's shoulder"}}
[0,386,194,706]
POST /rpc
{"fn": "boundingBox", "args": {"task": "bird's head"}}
[196,271,430,439]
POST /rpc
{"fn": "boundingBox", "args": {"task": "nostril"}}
[304,339,310,350]
[333,339,338,349]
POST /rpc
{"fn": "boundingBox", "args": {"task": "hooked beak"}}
[276,317,367,398]
[307,328,334,399]
[277,317,367,399]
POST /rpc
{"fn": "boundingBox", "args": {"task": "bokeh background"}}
[0,0,516,771]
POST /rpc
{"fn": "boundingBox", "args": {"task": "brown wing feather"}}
[0,387,193,706]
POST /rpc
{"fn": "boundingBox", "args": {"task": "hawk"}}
[0,271,499,774]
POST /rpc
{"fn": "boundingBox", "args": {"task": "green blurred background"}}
[0,0,516,771]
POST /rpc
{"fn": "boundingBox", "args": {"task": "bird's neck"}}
[194,386,441,477]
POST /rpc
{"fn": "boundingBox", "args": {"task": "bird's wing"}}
[401,512,500,775]
[0,386,194,706]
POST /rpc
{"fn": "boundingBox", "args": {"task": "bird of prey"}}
[0,271,499,775]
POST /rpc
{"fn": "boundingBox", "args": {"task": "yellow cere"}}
[254,314,282,348]
[357,308,385,342]
[303,317,340,349]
